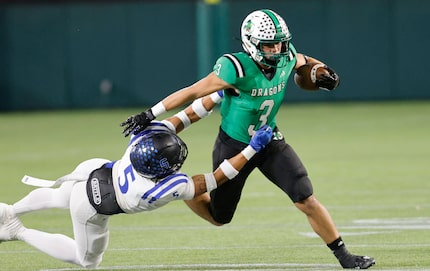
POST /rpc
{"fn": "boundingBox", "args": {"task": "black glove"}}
[120,109,155,137]
[316,66,340,91]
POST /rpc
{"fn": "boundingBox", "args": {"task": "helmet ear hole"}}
[130,131,188,181]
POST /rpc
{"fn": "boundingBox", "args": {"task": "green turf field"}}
[1,101,429,271]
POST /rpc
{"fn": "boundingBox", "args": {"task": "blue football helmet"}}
[130,131,188,180]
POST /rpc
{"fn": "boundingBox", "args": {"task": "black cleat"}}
[340,255,376,269]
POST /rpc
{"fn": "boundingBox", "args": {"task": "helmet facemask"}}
[241,9,292,68]
[257,40,290,68]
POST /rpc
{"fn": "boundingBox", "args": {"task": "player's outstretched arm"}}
[121,72,230,137]
[191,125,272,197]
[163,91,223,133]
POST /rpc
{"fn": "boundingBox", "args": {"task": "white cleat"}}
[0,203,24,242]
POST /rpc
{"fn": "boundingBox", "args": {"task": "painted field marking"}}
[39,263,339,271]
[300,217,430,238]
[38,262,430,271]
[2,241,430,255]
[3,217,429,270]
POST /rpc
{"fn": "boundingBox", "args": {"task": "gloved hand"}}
[120,109,155,137]
[249,125,273,152]
[316,65,340,91]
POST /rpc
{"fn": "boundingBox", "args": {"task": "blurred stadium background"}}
[1,1,430,270]
[0,0,429,111]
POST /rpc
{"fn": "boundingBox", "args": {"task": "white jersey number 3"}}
[248,99,274,136]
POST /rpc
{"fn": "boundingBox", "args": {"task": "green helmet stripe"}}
[262,9,282,34]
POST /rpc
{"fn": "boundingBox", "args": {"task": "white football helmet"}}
[241,9,292,67]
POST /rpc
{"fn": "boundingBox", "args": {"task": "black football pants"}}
[209,127,314,224]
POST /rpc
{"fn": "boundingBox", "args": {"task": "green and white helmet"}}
[241,9,292,67]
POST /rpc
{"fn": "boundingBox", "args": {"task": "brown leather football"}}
[294,62,330,91]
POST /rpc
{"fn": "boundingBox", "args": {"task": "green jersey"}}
[213,44,297,143]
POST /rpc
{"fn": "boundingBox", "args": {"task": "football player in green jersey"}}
[121,9,375,269]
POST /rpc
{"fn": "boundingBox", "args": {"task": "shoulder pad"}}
[222,54,246,78]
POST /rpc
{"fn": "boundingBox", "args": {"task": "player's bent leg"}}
[294,195,339,243]
[70,182,110,268]
[77,222,109,268]
[184,193,223,226]
[296,196,375,269]
[206,171,248,225]
[13,159,110,216]
[19,228,82,265]
[0,203,80,263]
[13,181,76,215]
[16,181,109,268]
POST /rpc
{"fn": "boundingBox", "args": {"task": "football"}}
[294,62,330,91]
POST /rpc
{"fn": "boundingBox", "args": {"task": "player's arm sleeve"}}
[213,55,239,85]
[180,175,196,200]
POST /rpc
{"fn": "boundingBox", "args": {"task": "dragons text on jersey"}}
[251,81,286,97]
[212,44,297,144]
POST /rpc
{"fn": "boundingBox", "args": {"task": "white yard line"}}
[3,217,429,270]
[39,263,339,271]
[300,217,430,237]
[2,242,430,256]
[38,263,430,271]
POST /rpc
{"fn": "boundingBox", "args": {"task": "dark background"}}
[1,0,428,111]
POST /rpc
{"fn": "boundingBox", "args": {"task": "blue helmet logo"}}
[130,131,188,181]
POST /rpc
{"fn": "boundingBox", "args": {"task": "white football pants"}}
[13,158,111,268]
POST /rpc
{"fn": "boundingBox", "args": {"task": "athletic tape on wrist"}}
[151,102,167,117]
[210,91,223,104]
[174,110,191,129]
[241,145,257,160]
[204,173,217,193]
[191,98,212,118]
[219,159,239,180]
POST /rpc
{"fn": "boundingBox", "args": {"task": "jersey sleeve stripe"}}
[146,179,188,203]
[142,173,187,200]
[223,54,245,78]
[142,178,188,203]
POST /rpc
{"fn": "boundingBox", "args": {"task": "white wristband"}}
[241,145,257,160]
[210,91,223,104]
[191,98,212,118]
[174,110,191,129]
[219,159,239,180]
[151,102,167,117]
[204,173,217,193]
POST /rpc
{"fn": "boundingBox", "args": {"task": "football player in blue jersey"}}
[0,115,272,268]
